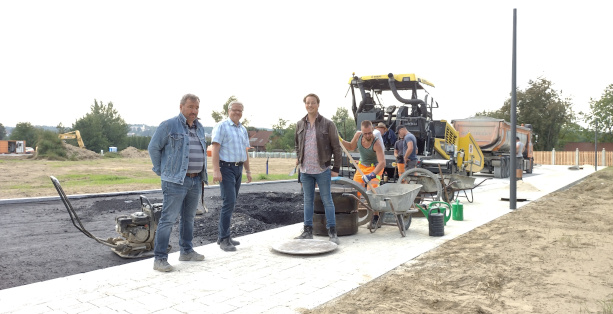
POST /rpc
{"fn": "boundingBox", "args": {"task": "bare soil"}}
[306,168,613,314]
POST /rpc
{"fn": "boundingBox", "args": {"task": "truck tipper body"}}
[452,118,534,178]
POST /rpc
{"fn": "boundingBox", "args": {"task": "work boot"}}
[294,225,313,239]
[179,250,205,261]
[328,226,340,245]
[219,237,237,252]
[368,215,382,229]
[153,258,173,272]
[217,236,240,246]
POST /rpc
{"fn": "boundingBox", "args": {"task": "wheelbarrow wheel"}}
[402,213,412,231]
[442,185,455,203]
[398,168,443,202]
[357,206,373,226]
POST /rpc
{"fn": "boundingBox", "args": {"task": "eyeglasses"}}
[230,109,243,113]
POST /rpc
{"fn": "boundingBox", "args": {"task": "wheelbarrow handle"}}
[342,193,374,213]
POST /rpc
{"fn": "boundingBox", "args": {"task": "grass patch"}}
[103,152,122,158]
[56,174,161,187]
[248,174,294,182]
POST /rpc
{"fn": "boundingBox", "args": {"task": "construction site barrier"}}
[249,152,297,159]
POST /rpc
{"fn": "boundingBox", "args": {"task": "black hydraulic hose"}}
[351,85,357,122]
[355,77,368,115]
[50,176,117,248]
[387,73,426,106]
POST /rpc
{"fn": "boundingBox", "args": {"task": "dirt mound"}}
[63,143,101,160]
[120,146,149,158]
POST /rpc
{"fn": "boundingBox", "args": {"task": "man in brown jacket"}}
[294,93,342,244]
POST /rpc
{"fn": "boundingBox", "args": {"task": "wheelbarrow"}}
[338,182,422,237]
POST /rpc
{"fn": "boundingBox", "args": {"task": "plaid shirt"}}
[211,118,249,162]
[301,121,325,174]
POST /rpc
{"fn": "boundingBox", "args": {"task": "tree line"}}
[1,79,611,159]
[476,78,613,150]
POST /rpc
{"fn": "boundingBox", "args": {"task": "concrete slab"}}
[0,165,603,314]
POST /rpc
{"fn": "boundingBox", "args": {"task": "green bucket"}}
[452,199,464,221]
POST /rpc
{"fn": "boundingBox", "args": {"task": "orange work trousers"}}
[353,163,384,190]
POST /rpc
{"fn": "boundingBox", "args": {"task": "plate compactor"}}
[50,176,167,258]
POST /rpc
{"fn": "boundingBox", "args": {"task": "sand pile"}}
[120,146,150,158]
[63,143,101,160]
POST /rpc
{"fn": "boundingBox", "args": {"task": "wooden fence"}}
[533,149,612,166]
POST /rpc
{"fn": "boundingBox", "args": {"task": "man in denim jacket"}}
[148,93,208,272]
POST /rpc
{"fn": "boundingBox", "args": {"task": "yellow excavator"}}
[59,131,86,148]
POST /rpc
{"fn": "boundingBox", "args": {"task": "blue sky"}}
[1,1,611,129]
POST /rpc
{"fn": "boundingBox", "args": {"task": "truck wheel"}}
[494,166,502,178]
[398,168,443,202]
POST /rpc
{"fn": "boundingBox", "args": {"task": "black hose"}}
[387,73,426,106]
[50,176,118,248]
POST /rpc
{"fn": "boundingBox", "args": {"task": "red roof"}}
[249,130,273,147]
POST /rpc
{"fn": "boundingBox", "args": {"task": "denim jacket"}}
[148,113,208,185]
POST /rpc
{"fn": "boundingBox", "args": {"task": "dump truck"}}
[452,117,534,178]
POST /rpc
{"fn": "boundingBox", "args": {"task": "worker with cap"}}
[375,122,397,151]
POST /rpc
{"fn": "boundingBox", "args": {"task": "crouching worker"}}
[294,93,342,244]
[341,120,386,229]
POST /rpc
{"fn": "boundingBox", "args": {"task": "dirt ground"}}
[0,188,303,290]
[306,168,613,314]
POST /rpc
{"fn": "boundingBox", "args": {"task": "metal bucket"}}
[428,207,445,237]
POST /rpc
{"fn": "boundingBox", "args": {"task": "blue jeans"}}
[218,164,243,240]
[154,175,201,260]
[301,168,336,228]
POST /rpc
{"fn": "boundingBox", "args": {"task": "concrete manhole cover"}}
[272,239,338,255]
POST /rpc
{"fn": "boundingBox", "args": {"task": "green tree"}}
[72,100,129,152]
[555,122,592,150]
[126,136,152,150]
[0,123,6,140]
[211,95,250,127]
[56,122,68,134]
[474,108,508,120]
[9,122,38,147]
[266,119,296,152]
[332,107,357,140]
[582,84,613,142]
[476,77,574,150]
[36,129,68,160]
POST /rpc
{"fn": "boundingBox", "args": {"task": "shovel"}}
[289,166,297,176]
